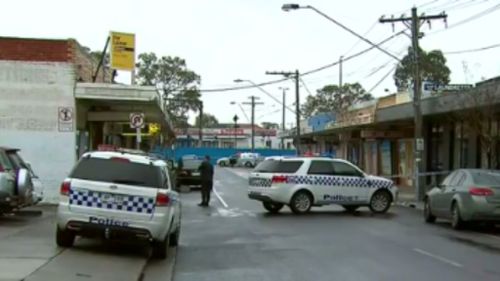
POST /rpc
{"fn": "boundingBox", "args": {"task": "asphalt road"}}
[3,167,500,281]
[170,167,500,281]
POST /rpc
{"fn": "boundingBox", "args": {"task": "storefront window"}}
[380,140,392,176]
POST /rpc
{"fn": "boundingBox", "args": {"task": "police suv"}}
[248,157,398,214]
[56,151,181,259]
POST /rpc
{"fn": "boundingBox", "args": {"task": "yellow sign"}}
[110,31,135,70]
[148,123,160,135]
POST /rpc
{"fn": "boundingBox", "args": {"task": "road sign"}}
[58,106,74,132]
[416,138,425,152]
[130,113,145,129]
[110,31,135,71]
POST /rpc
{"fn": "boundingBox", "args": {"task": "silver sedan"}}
[424,169,500,229]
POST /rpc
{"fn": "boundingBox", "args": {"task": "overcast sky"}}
[3,0,499,127]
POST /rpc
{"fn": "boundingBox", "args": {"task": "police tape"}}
[380,170,452,179]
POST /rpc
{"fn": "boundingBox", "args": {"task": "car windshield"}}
[254,159,303,173]
[70,157,160,188]
[471,170,500,186]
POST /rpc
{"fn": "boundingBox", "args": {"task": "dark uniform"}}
[198,157,214,206]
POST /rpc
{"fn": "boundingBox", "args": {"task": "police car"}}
[56,151,181,259]
[248,157,398,214]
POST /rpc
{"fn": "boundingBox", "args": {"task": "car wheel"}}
[56,227,75,248]
[451,202,465,230]
[369,190,392,214]
[290,191,313,214]
[244,162,254,168]
[219,162,226,167]
[169,226,181,247]
[424,198,436,223]
[342,205,359,212]
[152,235,169,259]
[263,202,284,214]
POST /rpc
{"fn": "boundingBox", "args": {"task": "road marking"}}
[213,186,229,208]
[413,248,463,268]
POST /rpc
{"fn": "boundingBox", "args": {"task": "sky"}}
[2,0,499,127]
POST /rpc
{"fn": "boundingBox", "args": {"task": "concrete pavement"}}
[172,167,500,281]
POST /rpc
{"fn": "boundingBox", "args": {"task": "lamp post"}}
[233,114,239,148]
[278,86,289,149]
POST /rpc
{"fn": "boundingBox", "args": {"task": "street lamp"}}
[281,4,400,62]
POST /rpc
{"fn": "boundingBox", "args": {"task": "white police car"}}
[248,157,398,214]
[56,151,181,259]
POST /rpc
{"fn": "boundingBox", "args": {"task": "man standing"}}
[198,155,214,206]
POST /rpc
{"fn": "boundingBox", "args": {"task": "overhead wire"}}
[443,42,500,54]
[427,2,500,35]
[199,30,406,93]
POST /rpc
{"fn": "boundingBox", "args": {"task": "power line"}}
[444,42,500,54]
[199,30,406,93]
[367,65,398,94]
[299,78,314,96]
[427,2,500,35]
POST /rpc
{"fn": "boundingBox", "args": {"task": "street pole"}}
[294,70,301,155]
[339,56,343,88]
[233,114,239,148]
[198,102,203,148]
[380,7,447,201]
[266,71,301,155]
[279,87,289,149]
[243,96,263,152]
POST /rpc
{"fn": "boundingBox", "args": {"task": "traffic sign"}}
[416,138,424,152]
[130,113,145,129]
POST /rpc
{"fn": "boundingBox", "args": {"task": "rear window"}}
[70,157,161,188]
[471,171,500,186]
[182,159,203,170]
[254,160,303,173]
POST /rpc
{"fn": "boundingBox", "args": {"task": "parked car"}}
[0,147,38,214]
[237,153,263,168]
[424,169,500,229]
[248,157,397,214]
[56,150,181,259]
[176,155,203,187]
[217,156,231,167]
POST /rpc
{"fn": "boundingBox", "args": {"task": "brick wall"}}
[69,40,112,83]
[0,37,71,62]
[0,37,112,83]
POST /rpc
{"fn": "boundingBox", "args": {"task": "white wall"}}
[0,61,76,203]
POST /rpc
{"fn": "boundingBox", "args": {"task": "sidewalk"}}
[396,186,424,210]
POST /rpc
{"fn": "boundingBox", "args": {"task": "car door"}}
[433,171,462,217]
[307,160,338,205]
[331,161,368,203]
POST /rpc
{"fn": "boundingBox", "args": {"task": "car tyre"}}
[451,202,465,230]
[219,162,226,167]
[424,198,436,223]
[290,191,313,214]
[244,162,254,168]
[152,235,169,259]
[342,205,359,213]
[263,202,284,214]
[369,190,392,214]
[56,227,75,248]
[169,226,180,247]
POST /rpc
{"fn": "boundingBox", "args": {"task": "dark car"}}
[176,156,203,188]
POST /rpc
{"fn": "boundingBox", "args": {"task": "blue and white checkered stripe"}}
[287,175,392,188]
[69,189,155,214]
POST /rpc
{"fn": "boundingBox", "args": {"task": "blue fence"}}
[153,147,297,165]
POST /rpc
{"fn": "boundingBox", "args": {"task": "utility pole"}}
[267,70,301,155]
[380,7,447,201]
[233,114,239,148]
[242,96,263,152]
[339,56,343,88]
[198,101,203,148]
[279,87,289,149]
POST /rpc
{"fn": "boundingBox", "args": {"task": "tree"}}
[194,113,219,128]
[135,53,201,127]
[394,47,451,90]
[301,83,373,118]
[261,122,280,129]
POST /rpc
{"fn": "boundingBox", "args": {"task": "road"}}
[166,167,500,281]
[2,167,500,281]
